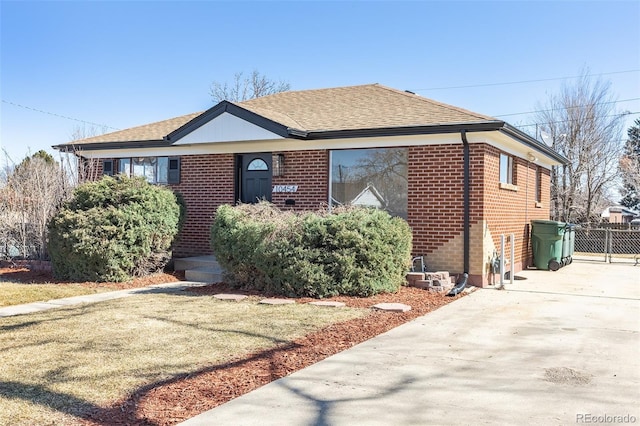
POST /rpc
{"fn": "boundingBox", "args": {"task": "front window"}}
[330,148,408,219]
[157,157,169,184]
[118,158,131,177]
[113,156,178,184]
[133,157,157,183]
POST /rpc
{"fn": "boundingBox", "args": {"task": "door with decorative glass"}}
[239,153,272,203]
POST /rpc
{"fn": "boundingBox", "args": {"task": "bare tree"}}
[210,70,290,103]
[0,151,70,260]
[535,71,625,223]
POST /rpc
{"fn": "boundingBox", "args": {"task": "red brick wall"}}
[169,151,328,257]
[482,145,551,275]
[90,144,551,282]
[407,144,465,257]
[169,154,235,256]
[406,144,486,276]
[271,150,329,211]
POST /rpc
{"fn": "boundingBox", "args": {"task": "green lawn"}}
[0,291,368,425]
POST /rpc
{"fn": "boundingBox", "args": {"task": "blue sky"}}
[1,0,639,164]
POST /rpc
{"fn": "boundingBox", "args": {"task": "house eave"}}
[52,139,170,153]
[500,124,569,165]
[289,121,507,140]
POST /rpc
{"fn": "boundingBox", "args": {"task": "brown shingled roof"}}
[236,84,495,132]
[58,84,497,147]
[65,111,203,145]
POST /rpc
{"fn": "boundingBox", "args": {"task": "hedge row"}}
[210,202,412,298]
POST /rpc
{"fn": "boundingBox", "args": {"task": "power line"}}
[413,69,640,91]
[516,111,640,128]
[494,98,640,118]
[2,100,120,130]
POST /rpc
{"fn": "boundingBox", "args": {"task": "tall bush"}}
[48,176,183,282]
[211,203,412,298]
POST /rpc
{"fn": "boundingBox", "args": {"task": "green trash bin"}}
[562,224,576,265]
[531,220,566,271]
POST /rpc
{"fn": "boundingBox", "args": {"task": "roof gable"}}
[171,111,285,144]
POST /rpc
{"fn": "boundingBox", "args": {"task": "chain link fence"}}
[574,225,640,264]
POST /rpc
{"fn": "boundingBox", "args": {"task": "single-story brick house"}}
[54,84,567,287]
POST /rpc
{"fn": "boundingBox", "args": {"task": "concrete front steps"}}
[174,255,224,283]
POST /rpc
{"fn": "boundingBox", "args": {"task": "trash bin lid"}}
[531,219,566,226]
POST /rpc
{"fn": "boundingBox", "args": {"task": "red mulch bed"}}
[1,267,463,426]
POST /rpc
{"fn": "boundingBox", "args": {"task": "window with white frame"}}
[499,153,514,185]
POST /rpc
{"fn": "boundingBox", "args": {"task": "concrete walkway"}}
[0,281,207,317]
[181,261,640,426]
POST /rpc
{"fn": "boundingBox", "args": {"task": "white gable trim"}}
[171,112,284,145]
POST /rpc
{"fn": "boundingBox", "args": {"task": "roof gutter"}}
[290,121,505,140]
[52,139,170,153]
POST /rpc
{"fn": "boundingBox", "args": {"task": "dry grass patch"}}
[0,291,368,425]
[0,282,108,307]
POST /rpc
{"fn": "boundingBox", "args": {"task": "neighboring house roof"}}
[350,184,386,209]
[601,206,639,218]
[53,83,567,164]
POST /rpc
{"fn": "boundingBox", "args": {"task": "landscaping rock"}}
[371,303,411,312]
[259,298,295,305]
[308,301,346,308]
[405,272,425,285]
[412,280,433,290]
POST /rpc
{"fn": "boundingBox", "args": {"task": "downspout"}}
[447,130,470,296]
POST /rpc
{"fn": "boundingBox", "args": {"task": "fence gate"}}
[574,225,640,264]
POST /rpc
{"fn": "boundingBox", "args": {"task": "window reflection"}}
[331,148,408,219]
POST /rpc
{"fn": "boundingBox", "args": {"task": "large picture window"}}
[330,148,408,219]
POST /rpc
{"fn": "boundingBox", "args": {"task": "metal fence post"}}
[510,233,515,285]
[499,234,505,288]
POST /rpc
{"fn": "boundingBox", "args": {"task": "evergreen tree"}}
[620,118,640,210]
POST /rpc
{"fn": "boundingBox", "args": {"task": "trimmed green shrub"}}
[48,176,183,282]
[211,202,412,298]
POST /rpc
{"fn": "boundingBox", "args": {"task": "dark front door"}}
[239,153,272,203]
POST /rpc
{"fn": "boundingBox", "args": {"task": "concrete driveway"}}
[182,260,640,426]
